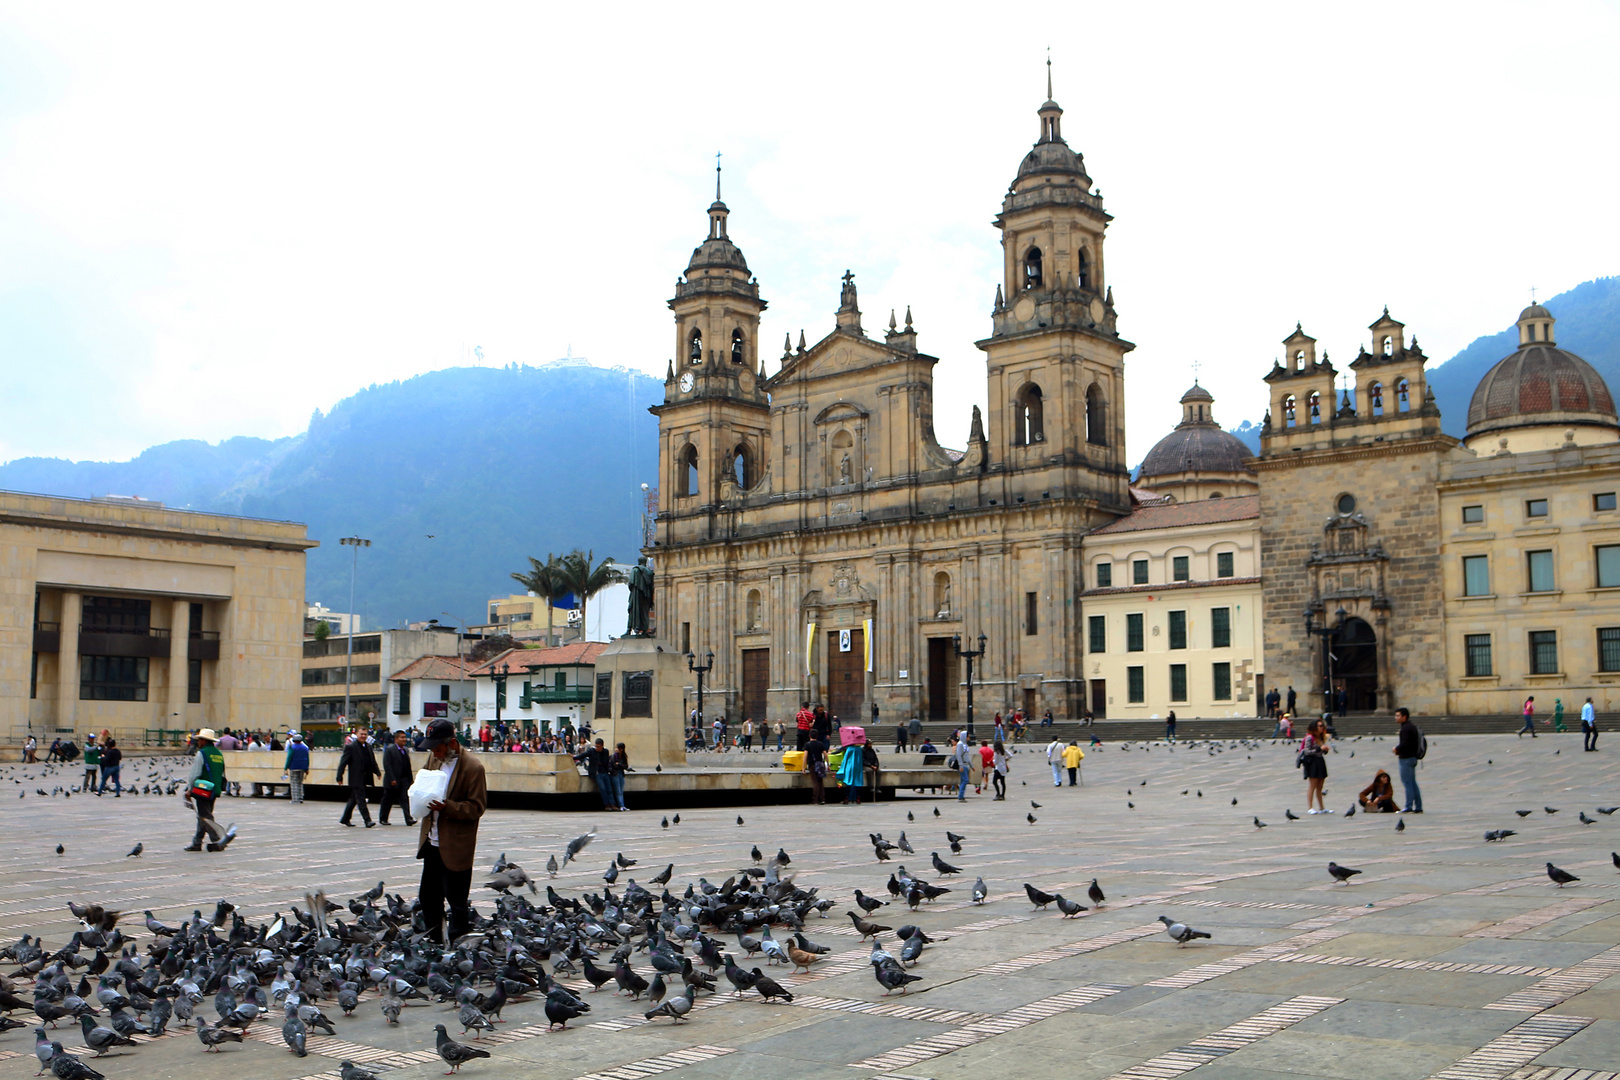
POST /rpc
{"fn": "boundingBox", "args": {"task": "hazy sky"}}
[2,2,1617,467]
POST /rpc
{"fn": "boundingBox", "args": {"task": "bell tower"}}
[977,61,1132,503]
[652,163,772,529]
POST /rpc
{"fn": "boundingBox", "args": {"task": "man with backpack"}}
[1393,707,1424,814]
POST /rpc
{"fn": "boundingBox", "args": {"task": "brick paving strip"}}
[575,1044,738,1080]
[1465,897,1608,938]
[1485,944,1620,1012]
[1507,1069,1620,1080]
[1426,1014,1596,1080]
[1268,952,1563,978]
[1099,995,1344,1080]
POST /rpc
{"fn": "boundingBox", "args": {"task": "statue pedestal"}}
[592,637,688,769]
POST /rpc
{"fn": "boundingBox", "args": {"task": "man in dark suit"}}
[336,731,380,828]
[379,729,416,826]
[416,718,487,943]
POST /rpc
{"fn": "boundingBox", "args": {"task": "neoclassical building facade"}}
[649,89,1133,724]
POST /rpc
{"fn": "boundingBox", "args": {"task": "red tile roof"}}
[389,655,477,682]
[468,642,609,677]
[1091,494,1260,535]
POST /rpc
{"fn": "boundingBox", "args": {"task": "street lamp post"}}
[339,536,371,725]
[493,662,510,731]
[953,632,988,742]
[1303,606,1348,716]
[688,649,714,745]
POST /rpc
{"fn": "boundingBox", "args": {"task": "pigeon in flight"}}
[1327,862,1362,884]
[1547,862,1580,887]
[1158,916,1211,945]
[560,829,597,867]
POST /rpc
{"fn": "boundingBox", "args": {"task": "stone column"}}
[56,591,80,733]
[166,599,189,733]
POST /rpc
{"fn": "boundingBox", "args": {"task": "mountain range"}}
[3,276,1616,625]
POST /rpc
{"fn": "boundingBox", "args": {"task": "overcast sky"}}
[2,2,1617,468]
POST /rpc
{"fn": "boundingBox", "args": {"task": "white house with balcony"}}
[470,643,606,734]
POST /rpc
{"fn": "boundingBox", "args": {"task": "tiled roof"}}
[1091,494,1260,535]
[468,642,609,677]
[389,655,476,682]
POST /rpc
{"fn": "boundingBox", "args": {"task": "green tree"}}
[511,554,564,646]
[558,548,626,642]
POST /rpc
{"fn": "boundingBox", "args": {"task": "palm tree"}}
[558,549,626,642]
[511,554,564,647]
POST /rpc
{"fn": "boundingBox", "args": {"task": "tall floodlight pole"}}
[340,536,371,724]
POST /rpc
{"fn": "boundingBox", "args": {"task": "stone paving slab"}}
[2,733,1619,1079]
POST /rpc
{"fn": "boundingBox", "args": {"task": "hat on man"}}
[195,728,219,742]
[420,717,457,750]
[288,731,304,742]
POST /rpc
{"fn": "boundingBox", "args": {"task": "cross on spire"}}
[1190,358,1202,384]
[1530,285,1537,304]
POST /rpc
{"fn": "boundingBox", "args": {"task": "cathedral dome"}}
[1138,385,1256,488]
[686,201,749,274]
[1465,304,1618,448]
[1015,99,1091,185]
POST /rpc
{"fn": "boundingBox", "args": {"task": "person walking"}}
[1393,707,1423,813]
[1518,696,1537,737]
[1582,697,1598,751]
[183,728,235,852]
[1300,719,1330,814]
[23,735,37,763]
[838,729,867,804]
[1553,698,1567,733]
[1335,686,1348,718]
[336,730,380,827]
[1165,710,1177,742]
[908,715,921,749]
[894,719,908,754]
[795,702,813,751]
[1046,735,1065,787]
[773,719,785,752]
[1062,740,1084,786]
[379,730,416,826]
[812,706,832,746]
[741,718,755,753]
[610,742,630,810]
[414,718,486,943]
[805,732,829,805]
[1286,686,1297,715]
[952,733,972,801]
[284,732,309,804]
[97,739,123,797]
[991,740,1009,800]
[82,739,101,794]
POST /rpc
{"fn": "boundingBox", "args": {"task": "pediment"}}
[767,329,932,391]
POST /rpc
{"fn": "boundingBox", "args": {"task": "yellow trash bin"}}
[781,750,806,772]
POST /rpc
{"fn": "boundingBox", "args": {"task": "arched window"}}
[1294,350,1306,371]
[678,445,699,497]
[731,329,745,365]
[1308,390,1322,424]
[745,589,762,632]
[1396,378,1411,412]
[1209,491,1223,499]
[1369,382,1384,416]
[1077,247,1090,291]
[733,443,750,488]
[688,328,703,363]
[1024,246,1043,291]
[1016,384,1044,446]
[1381,335,1393,357]
[1086,384,1108,446]
[1284,394,1297,428]
[933,572,952,618]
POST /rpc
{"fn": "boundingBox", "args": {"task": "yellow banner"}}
[864,618,873,673]
[805,622,817,675]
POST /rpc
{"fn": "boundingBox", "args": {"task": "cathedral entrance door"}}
[1332,617,1378,711]
[926,638,960,721]
[826,629,865,725]
[741,649,769,726]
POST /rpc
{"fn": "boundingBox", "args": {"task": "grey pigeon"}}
[546,854,559,877]
[971,877,987,904]
[1254,816,1267,829]
[1547,862,1580,887]
[874,963,923,995]
[1158,916,1211,946]
[560,828,597,867]
[77,1015,133,1056]
[644,990,692,1022]
[435,1023,491,1072]
[1088,879,1106,906]
[340,1063,381,1080]
[1580,812,1597,825]
[1396,818,1405,832]
[458,1001,494,1038]
[1054,895,1087,917]
[1345,803,1356,818]
[281,1014,307,1056]
[51,1049,106,1080]
[379,996,402,1025]
[1484,829,1517,842]
[195,1019,242,1052]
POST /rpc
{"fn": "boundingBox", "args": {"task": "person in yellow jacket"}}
[1061,741,1085,787]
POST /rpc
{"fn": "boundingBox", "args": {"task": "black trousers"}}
[378,781,413,823]
[191,795,225,846]
[340,784,372,824]
[796,728,809,751]
[419,843,473,942]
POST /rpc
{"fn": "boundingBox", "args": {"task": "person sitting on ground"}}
[1358,769,1399,812]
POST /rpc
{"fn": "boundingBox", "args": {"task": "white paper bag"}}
[408,769,450,819]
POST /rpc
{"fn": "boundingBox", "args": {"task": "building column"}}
[56,591,80,733]
[167,599,189,733]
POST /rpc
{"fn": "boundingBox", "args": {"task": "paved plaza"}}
[2,732,1619,1080]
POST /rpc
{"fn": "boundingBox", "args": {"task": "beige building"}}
[300,627,462,724]
[650,88,1132,725]
[4,491,314,744]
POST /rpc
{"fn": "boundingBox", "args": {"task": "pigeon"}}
[124,844,141,858]
[435,1023,492,1072]
[49,1048,106,1080]
[1597,807,1618,816]
[545,854,559,877]
[1484,830,1517,842]
[751,845,762,863]
[933,807,940,817]
[1580,812,1598,825]
[78,1015,133,1056]
[787,944,821,972]
[1054,895,1087,917]
[1031,801,1042,808]
[1396,819,1405,832]
[853,889,888,914]
[750,970,793,1002]
[56,845,64,855]
[615,852,637,867]
[1547,862,1580,887]
[340,1063,382,1080]
[660,817,669,829]
[1345,804,1356,818]
[931,853,962,875]
[1027,813,1037,825]
[561,828,597,867]
[195,1019,242,1052]
[945,831,965,844]
[544,994,589,1030]
[874,963,924,995]
[1545,807,1560,815]
[282,1014,307,1056]
[673,814,680,824]
[848,912,891,939]
[1254,816,1267,829]
[379,996,402,1025]
[907,811,915,821]
[971,877,988,904]
[644,991,692,1022]
[737,816,745,826]
[1232,798,1238,805]
[1327,862,1362,884]
[458,1001,495,1038]
[1285,809,1299,821]
[1515,809,1533,817]
[1158,916,1211,945]
[1024,883,1056,910]
[1088,879,1106,906]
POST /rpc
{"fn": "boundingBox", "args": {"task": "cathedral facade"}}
[648,90,1131,725]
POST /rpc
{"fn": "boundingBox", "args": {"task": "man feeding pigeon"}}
[416,718,487,943]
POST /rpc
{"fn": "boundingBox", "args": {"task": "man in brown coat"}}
[415,718,487,943]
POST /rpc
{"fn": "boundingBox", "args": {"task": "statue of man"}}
[627,556,654,636]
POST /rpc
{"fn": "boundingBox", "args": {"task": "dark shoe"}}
[405,818,416,826]
[364,822,375,828]
[205,843,223,852]
[183,844,203,852]
[341,821,355,827]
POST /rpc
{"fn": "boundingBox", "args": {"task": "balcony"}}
[188,631,221,661]
[33,622,60,653]
[521,687,594,706]
[79,627,171,659]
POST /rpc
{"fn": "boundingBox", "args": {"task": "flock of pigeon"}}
[3,757,192,808]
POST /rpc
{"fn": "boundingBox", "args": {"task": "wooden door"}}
[826,629,865,725]
[926,637,959,721]
[1022,688,1037,721]
[740,649,769,725]
[1090,679,1107,719]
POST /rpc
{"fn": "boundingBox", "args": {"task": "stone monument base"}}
[592,636,689,770]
